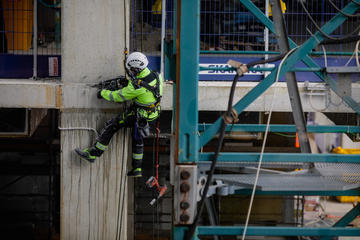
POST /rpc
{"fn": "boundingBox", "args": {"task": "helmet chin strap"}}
[130,67,141,75]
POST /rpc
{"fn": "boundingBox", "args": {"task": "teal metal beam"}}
[198,124,360,133]
[234,189,360,196]
[321,204,360,240]
[196,226,360,236]
[239,0,360,114]
[174,0,200,163]
[332,203,360,227]
[199,68,277,148]
[199,0,360,148]
[200,50,360,56]
[199,152,360,163]
[199,66,323,72]
[174,227,199,240]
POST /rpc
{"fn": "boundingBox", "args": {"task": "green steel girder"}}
[174,0,200,163]
[174,226,360,238]
[321,204,360,240]
[199,0,360,149]
[196,226,360,236]
[199,66,323,72]
[233,189,360,196]
[198,124,360,133]
[199,152,360,163]
[173,1,360,239]
[200,50,360,56]
[239,0,360,114]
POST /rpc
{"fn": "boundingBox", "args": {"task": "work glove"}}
[97,89,103,99]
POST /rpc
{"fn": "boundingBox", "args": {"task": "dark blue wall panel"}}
[0,55,61,78]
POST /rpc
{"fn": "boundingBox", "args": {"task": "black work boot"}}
[127,168,142,178]
[74,147,103,163]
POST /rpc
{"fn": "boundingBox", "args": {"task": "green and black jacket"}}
[100,67,163,120]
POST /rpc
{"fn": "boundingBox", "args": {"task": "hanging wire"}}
[152,126,156,240]
[241,47,299,240]
[327,0,360,18]
[299,0,360,41]
[273,132,296,138]
[352,0,360,6]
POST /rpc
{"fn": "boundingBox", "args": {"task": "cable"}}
[273,132,296,138]
[58,127,99,137]
[309,87,330,112]
[185,74,240,240]
[299,0,360,41]
[246,53,287,68]
[352,0,360,6]
[328,0,360,18]
[306,27,328,68]
[241,47,299,240]
[344,28,360,66]
[322,35,360,45]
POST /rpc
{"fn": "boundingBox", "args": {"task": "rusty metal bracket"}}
[223,108,239,124]
[227,60,249,77]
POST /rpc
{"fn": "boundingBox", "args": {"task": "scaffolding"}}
[170,0,360,239]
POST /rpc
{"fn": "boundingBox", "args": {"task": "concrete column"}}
[60,0,130,239]
[61,111,130,240]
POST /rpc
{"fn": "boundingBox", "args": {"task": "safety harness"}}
[132,71,162,114]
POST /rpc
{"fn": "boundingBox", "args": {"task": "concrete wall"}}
[60,0,131,239]
[61,111,129,240]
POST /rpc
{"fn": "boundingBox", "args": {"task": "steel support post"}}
[173,0,200,238]
[269,0,311,154]
[174,0,200,164]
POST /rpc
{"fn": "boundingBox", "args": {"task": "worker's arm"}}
[100,81,145,102]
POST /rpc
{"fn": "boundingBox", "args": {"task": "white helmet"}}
[126,52,148,73]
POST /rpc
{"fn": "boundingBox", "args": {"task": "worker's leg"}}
[127,122,144,177]
[75,111,135,162]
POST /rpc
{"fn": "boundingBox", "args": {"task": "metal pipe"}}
[58,127,99,137]
[32,0,38,79]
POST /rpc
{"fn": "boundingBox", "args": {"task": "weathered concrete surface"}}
[0,80,359,113]
[61,0,128,85]
[0,79,62,108]
[195,82,360,113]
[60,0,131,239]
[61,111,129,240]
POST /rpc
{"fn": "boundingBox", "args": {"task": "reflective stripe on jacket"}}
[100,67,163,120]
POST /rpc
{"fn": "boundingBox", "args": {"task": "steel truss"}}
[170,0,360,239]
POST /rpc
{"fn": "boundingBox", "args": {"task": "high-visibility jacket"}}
[100,67,163,120]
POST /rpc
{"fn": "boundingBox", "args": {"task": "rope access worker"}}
[75,52,163,178]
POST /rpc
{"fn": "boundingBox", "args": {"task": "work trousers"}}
[95,109,145,169]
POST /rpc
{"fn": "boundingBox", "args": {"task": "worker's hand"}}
[97,90,103,99]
